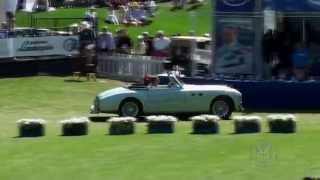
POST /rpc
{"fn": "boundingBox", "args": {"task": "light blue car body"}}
[91,75,243,115]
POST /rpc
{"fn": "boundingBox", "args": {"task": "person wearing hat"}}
[152,30,171,57]
[85,6,97,31]
[96,26,115,53]
[115,29,132,54]
[135,35,147,55]
[142,31,154,56]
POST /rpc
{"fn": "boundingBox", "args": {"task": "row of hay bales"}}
[16,114,297,137]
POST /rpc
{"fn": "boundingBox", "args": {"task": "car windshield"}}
[168,72,184,88]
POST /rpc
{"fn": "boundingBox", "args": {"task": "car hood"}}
[97,87,134,99]
[183,84,240,93]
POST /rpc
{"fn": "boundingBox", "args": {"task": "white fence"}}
[97,53,167,82]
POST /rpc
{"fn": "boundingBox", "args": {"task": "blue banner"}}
[263,0,320,12]
[216,0,256,12]
[214,17,256,75]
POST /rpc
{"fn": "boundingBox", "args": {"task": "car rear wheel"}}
[119,100,141,117]
[211,97,233,120]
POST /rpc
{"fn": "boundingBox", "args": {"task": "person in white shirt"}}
[152,30,171,57]
[135,35,146,55]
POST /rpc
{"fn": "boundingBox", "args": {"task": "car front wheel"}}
[211,97,233,120]
[119,100,141,117]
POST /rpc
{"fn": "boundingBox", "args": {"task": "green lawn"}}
[0,76,320,180]
[16,1,212,38]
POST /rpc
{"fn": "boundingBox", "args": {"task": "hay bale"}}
[146,115,177,134]
[233,116,262,134]
[108,117,136,135]
[267,114,297,133]
[303,177,320,180]
[190,115,220,134]
[60,117,90,136]
[17,119,46,137]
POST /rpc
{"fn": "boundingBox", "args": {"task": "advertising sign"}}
[214,17,255,75]
[216,0,256,12]
[263,0,320,12]
[13,36,79,57]
[0,38,13,58]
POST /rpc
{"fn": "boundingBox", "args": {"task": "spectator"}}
[69,23,80,35]
[115,29,132,54]
[142,31,154,56]
[77,21,96,74]
[292,43,309,80]
[135,35,147,55]
[152,30,171,57]
[143,0,157,17]
[96,26,115,53]
[79,21,95,49]
[85,7,97,31]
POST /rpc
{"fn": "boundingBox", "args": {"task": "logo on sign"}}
[223,0,251,7]
[63,38,78,52]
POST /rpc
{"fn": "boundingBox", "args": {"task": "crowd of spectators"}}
[263,29,311,81]
[105,0,156,26]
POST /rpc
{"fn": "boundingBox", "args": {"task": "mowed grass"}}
[16,1,212,38]
[0,76,320,179]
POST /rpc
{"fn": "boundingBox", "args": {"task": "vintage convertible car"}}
[90,73,243,119]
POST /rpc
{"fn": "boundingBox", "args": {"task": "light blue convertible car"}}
[91,73,243,119]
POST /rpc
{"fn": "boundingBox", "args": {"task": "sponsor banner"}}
[216,0,256,12]
[214,17,255,75]
[13,36,79,57]
[0,38,13,58]
[263,0,320,12]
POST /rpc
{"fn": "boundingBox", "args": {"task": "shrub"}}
[146,115,177,134]
[267,114,297,133]
[17,119,46,137]
[60,117,90,136]
[233,116,262,134]
[190,115,220,134]
[108,117,136,135]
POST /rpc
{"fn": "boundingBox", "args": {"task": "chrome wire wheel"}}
[120,101,140,117]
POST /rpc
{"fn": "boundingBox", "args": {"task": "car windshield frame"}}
[168,72,184,88]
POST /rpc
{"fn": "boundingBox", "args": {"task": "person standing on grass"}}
[85,7,98,32]
[142,31,154,56]
[96,26,115,54]
[77,22,96,74]
[152,30,171,58]
[115,29,132,54]
[135,35,147,55]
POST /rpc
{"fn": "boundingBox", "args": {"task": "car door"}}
[145,86,186,113]
[183,89,212,113]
